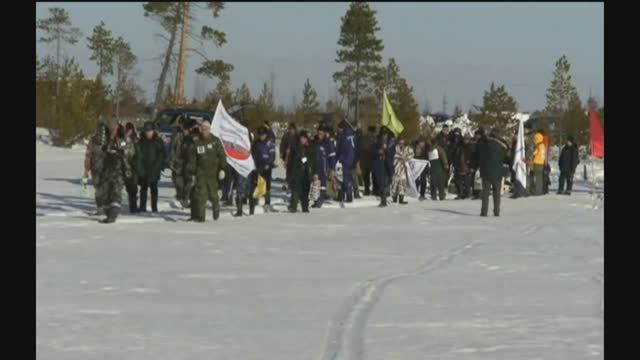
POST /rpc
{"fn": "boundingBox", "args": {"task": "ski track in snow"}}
[320,210,578,360]
[320,240,480,360]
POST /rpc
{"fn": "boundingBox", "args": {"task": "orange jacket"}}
[532,133,546,166]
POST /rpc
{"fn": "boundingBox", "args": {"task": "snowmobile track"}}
[320,240,480,360]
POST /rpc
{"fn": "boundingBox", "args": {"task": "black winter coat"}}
[136,133,166,182]
[477,136,509,182]
[558,144,580,173]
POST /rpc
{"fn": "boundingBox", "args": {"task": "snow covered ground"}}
[36,138,603,359]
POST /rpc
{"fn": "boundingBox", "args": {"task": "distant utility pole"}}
[442,92,448,114]
[174,2,190,106]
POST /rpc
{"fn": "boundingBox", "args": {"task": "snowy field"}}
[36,138,603,359]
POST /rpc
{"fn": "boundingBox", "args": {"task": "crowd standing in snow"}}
[82,117,581,223]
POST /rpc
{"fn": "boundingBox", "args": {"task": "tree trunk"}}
[151,22,178,120]
[174,2,190,106]
[355,60,360,126]
[55,24,61,97]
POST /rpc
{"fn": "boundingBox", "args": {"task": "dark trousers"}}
[532,165,544,195]
[374,163,389,205]
[361,161,373,195]
[341,164,353,198]
[558,171,574,193]
[125,177,138,213]
[416,168,428,197]
[222,165,235,202]
[430,174,446,200]
[290,181,310,212]
[481,178,501,216]
[139,179,159,212]
[455,172,472,199]
[543,164,551,194]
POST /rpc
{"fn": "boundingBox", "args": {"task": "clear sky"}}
[36,2,604,113]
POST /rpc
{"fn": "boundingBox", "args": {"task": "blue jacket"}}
[314,139,336,177]
[336,128,356,167]
[253,139,276,170]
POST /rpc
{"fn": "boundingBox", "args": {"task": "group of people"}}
[83,121,166,223]
[83,115,582,223]
[279,121,582,217]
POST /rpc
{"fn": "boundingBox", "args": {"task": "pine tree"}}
[37,7,82,94]
[452,104,463,120]
[333,2,384,125]
[233,83,252,105]
[86,21,115,81]
[300,78,320,115]
[112,37,137,117]
[473,82,518,128]
[545,55,588,138]
[375,58,420,140]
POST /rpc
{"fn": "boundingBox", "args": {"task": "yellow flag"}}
[381,91,404,135]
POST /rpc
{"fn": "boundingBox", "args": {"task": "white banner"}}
[211,101,256,178]
[512,118,527,189]
[405,159,429,198]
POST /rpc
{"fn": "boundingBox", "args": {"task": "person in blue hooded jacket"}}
[253,126,276,206]
[311,125,336,208]
[336,119,357,203]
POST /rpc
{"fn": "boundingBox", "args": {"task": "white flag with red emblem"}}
[211,100,255,177]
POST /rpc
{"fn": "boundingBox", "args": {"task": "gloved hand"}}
[218,170,225,180]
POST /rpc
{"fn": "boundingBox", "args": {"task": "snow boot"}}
[233,196,243,217]
[213,203,220,220]
[399,195,408,204]
[392,195,398,203]
[100,207,119,223]
[249,198,256,215]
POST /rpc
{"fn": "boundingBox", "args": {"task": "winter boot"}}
[213,203,220,220]
[233,196,243,217]
[392,195,398,203]
[128,195,137,213]
[100,207,120,223]
[249,198,256,215]
[139,191,147,212]
[264,193,271,206]
[151,195,158,213]
[399,195,408,204]
[346,191,353,203]
[353,188,361,199]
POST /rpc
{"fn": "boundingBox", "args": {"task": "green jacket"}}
[185,133,227,182]
[136,133,166,182]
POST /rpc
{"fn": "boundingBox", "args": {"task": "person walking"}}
[557,135,580,195]
[478,128,509,217]
[136,122,166,213]
[530,131,546,196]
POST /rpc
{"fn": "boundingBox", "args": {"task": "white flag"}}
[211,101,256,178]
[405,159,429,198]
[512,118,527,189]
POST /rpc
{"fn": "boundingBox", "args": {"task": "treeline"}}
[36,2,602,147]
